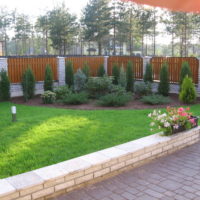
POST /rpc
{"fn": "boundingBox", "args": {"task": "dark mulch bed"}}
[11,94,200,110]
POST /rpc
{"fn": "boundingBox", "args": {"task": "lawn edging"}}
[1,127,200,200]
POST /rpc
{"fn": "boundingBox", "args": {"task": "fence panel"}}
[65,56,104,76]
[108,56,143,79]
[150,57,199,84]
[8,57,58,83]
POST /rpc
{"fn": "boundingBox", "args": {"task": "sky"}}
[1,0,89,18]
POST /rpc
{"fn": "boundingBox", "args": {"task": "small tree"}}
[22,68,35,101]
[65,61,74,87]
[179,76,196,104]
[82,62,90,80]
[97,64,105,77]
[180,61,192,90]
[126,61,134,92]
[112,63,120,85]
[158,63,169,96]
[74,69,87,92]
[118,66,127,88]
[144,63,153,83]
[44,64,53,91]
[0,69,10,101]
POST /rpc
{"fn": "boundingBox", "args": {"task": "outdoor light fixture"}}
[11,106,17,122]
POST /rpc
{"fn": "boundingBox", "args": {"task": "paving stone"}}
[51,142,200,200]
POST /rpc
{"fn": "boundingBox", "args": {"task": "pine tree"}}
[179,76,196,104]
[180,61,192,88]
[144,63,153,83]
[112,63,120,85]
[0,69,10,101]
[158,63,169,96]
[118,66,127,88]
[44,64,53,91]
[97,64,106,77]
[65,61,74,87]
[22,68,35,101]
[126,61,134,92]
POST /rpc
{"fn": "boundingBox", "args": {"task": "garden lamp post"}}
[122,0,200,13]
[11,106,17,122]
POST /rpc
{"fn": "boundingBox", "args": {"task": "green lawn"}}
[0,102,200,178]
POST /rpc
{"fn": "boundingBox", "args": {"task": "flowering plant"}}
[148,107,197,135]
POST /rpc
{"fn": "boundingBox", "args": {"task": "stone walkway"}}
[52,142,200,200]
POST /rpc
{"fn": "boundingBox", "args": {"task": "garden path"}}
[51,142,200,200]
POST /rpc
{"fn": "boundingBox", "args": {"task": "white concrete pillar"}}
[57,57,65,86]
[0,58,8,72]
[104,56,109,74]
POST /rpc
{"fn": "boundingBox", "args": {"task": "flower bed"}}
[149,107,198,135]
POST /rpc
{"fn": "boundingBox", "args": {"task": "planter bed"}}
[1,127,200,200]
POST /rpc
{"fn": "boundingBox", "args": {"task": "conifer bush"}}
[144,63,153,83]
[22,68,35,101]
[44,64,53,91]
[74,69,87,92]
[82,62,90,80]
[112,63,120,85]
[97,64,105,77]
[126,61,134,92]
[179,61,192,90]
[179,76,196,104]
[65,61,74,87]
[0,69,10,101]
[118,67,127,88]
[158,63,169,96]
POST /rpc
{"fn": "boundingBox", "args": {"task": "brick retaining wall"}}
[0,127,200,200]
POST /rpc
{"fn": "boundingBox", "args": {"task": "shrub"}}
[110,85,127,96]
[74,69,87,92]
[22,68,35,101]
[82,62,90,80]
[158,63,169,96]
[112,63,120,85]
[126,61,134,92]
[44,64,53,91]
[65,61,74,87]
[141,94,171,105]
[179,61,192,90]
[98,93,132,107]
[179,76,197,104]
[86,76,113,98]
[41,91,56,104]
[63,92,88,105]
[134,82,152,98]
[97,64,105,77]
[118,67,127,88]
[0,69,10,101]
[144,63,153,83]
[54,85,72,100]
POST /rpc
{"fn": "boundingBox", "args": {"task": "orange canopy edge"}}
[122,0,200,13]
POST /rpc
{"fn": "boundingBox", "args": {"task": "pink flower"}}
[190,118,196,125]
[178,107,184,112]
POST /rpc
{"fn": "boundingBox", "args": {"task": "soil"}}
[11,94,200,110]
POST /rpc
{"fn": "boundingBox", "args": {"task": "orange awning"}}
[123,0,200,13]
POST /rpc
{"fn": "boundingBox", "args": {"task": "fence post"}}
[0,58,8,72]
[104,56,109,74]
[142,56,151,77]
[57,57,65,86]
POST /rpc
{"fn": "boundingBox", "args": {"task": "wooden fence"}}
[150,57,199,84]
[65,56,104,76]
[8,57,58,83]
[108,56,143,79]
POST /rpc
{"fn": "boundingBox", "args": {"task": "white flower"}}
[158,110,161,114]
[164,122,170,128]
[150,122,155,126]
[150,128,153,131]
[148,113,152,118]
[173,124,179,129]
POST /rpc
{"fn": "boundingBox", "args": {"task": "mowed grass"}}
[0,102,200,178]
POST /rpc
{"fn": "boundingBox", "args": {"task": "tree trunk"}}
[98,42,102,56]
